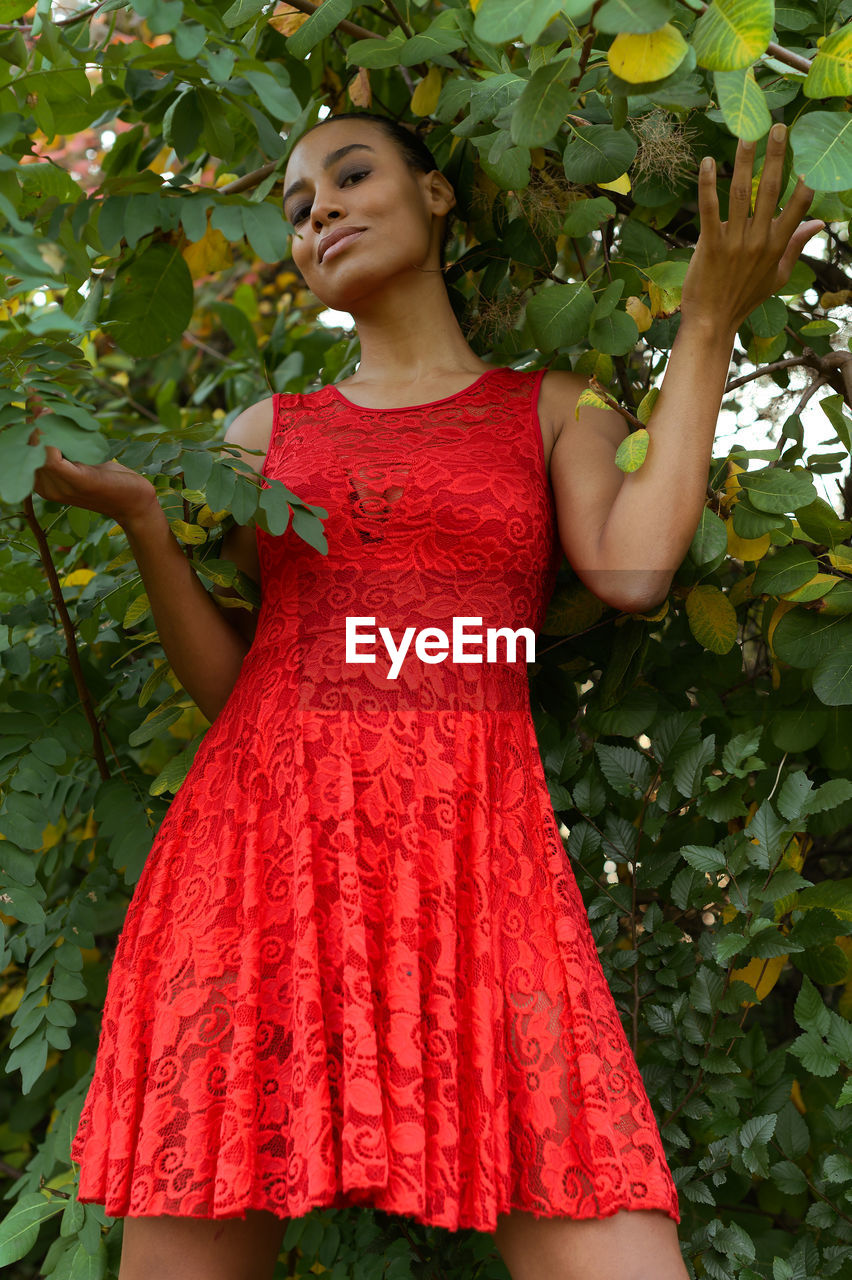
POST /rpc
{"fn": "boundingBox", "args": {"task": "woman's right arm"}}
[28,412,267,726]
[119,505,251,724]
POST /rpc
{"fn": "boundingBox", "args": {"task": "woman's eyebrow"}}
[283,143,376,212]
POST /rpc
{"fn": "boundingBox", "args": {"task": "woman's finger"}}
[751,124,787,235]
[726,138,755,236]
[772,173,817,243]
[776,219,826,287]
[697,156,721,239]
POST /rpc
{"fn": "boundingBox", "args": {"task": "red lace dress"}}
[70,365,680,1232]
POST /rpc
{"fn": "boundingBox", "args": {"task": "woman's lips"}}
[320,228,365,263]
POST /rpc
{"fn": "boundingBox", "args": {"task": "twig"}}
[0,0,109,29]
[274,0,378,41]
[382,0,413,40]
[22,494,111,781]
[724,355,819,393]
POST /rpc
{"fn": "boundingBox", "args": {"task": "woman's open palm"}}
[680,124,824,335]
[29,425,158,527]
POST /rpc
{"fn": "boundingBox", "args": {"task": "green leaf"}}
[721,725,763,774]
[746,295,788,337]
[594,743,653,797]
[561,196,616,236]
[740,1112,777,1150]
[788,1027,840,1076]
[103,242,194,358]
[588,308,639,356]
[0,1194,64,1266]
[241,202,290,263]
[285,0,353,58]
[775,1101,810,1158]
[691,0,774,71]
[595,0,676,33]
[525,280,595,351]
[777,768,813,821]
[789,111,852,193]
[346,32,407,68]
[811,645,852,706]
[794,974,831,1035]
[197,87,233,159]
[562,124,638,184]
[795,497,852,548]
[399,12,467,64]
[772,610,852,669]
[752,544,820,595]
[737,467,818,514]
[473,0,573,46]
[510,59,579,148]
[713,66,772,141]
[803,24,852,99]
[801,777,852,816]
[690,508,728,565]
[681,843,727,873]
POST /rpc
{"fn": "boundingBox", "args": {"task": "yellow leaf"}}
[598,172,631,194]
[625,295,653,333]
[819,289,852,309]
[268,4,310,36]
[790,1078,806,1115]
[348,66,372,109]
[828,545,852,571]
[615,427,649,473]
[60,567,97,588]
[123,593,151,629]
[196,504,229,528]
[723,458,745,505]
[469,0,483,10]
[726,520,771,563]
[631,598,669,622]
[147,145,173,175]
[730,954,787,1007]
[728,574,754,607]
[606,24,689,84]
[214,172,240,189]
[530,147,546,169]
[410,65,441,117]
[181,218,233,281]
[541,581,605,635]
[685,584,738,653]
[780,572,841,604]
[574,387,614,418]
[767,599,797,657]
[647,278,682,317]
[169,519,208,545]
[0,983,25,1018]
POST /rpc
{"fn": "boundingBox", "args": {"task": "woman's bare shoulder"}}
[221,395,276,476]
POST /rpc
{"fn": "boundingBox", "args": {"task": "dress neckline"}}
[327,365,508,412]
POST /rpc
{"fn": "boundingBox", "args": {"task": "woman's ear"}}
[427,170,457,217]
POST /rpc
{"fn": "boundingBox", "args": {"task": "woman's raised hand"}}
[679,123,825,336]
[28,425,160,529]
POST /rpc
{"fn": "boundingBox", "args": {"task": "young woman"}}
[34,110,821,1280]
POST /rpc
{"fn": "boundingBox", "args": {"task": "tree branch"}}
[21,489,111,782]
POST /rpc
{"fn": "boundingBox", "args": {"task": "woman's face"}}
[282,120,453,312]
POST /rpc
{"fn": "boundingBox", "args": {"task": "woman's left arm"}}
[596,122,824,613]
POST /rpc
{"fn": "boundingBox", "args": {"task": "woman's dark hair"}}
[288,111,454,268]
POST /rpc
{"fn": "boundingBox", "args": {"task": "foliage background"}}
[0,0,851,1276]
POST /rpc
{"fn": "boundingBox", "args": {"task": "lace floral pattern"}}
[70,366,679,1231]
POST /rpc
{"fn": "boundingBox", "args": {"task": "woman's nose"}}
[311,191,344,230]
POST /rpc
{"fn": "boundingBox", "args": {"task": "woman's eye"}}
[291,170,369,225]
